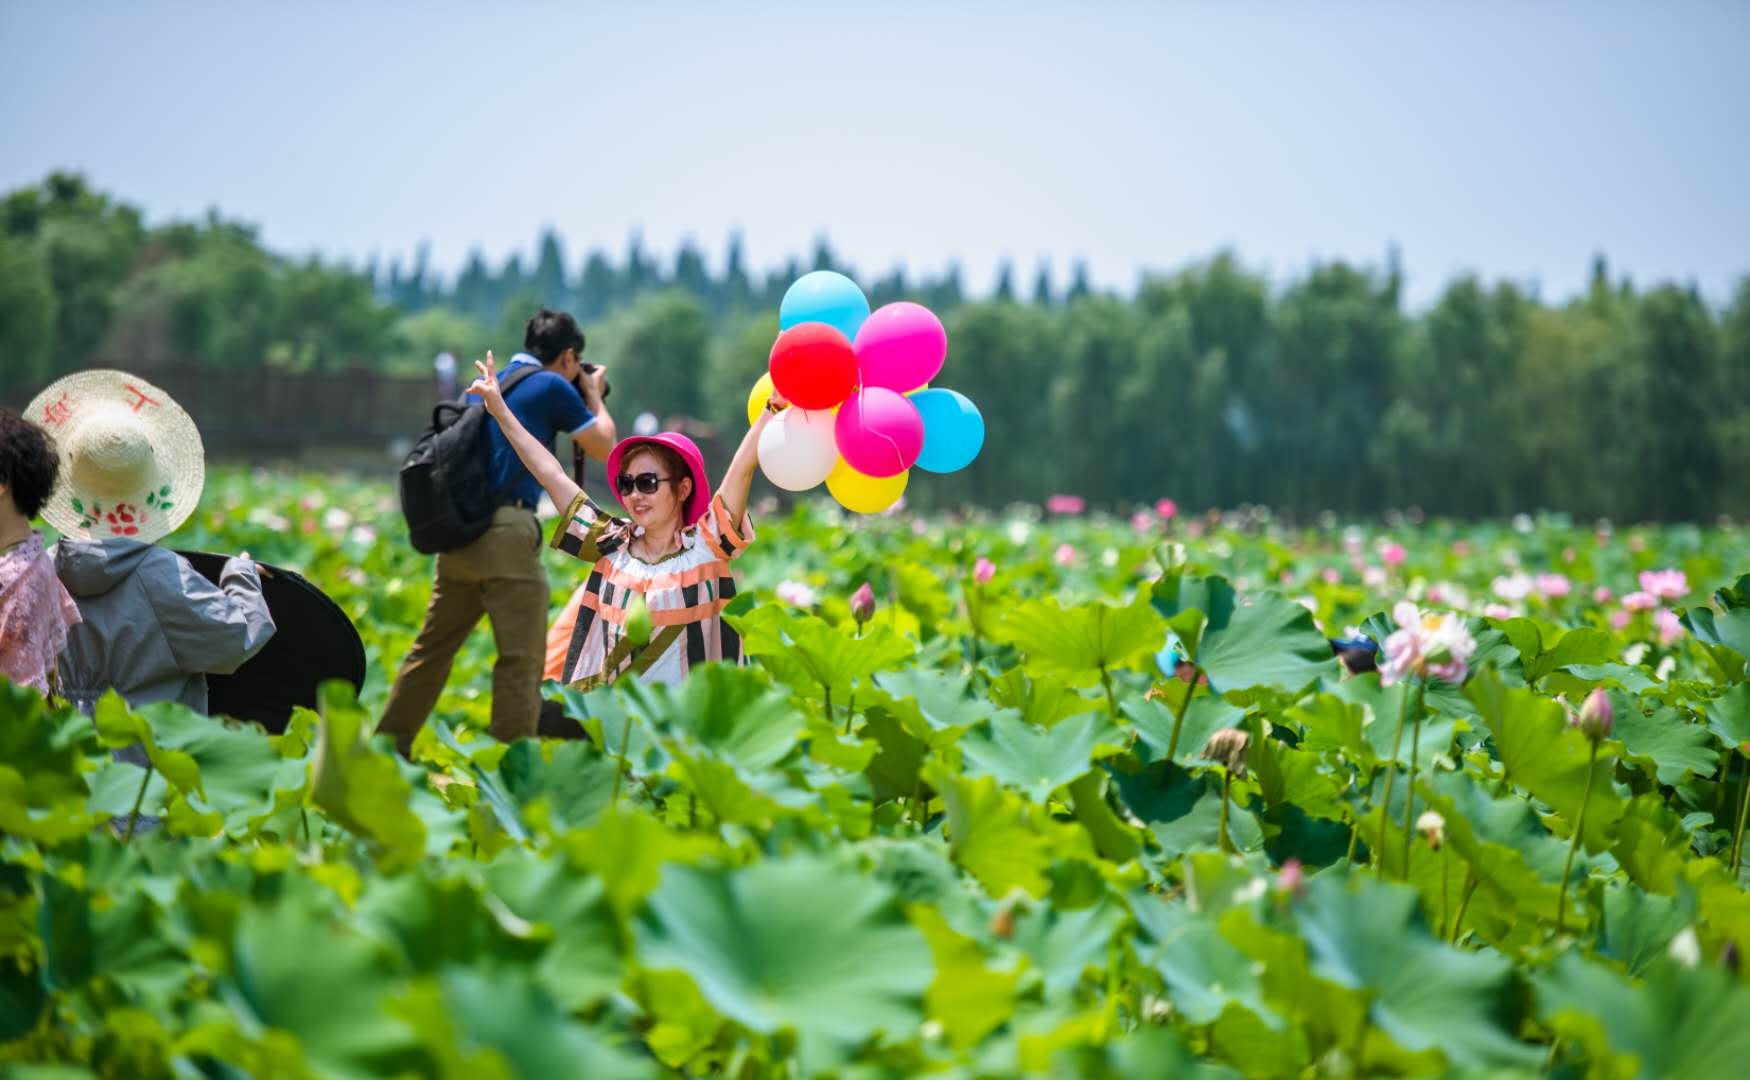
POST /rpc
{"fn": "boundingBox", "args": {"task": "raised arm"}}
[716,392,785,532]
[469,353,582,511]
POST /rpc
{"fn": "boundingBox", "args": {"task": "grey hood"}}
[54,538,158,598]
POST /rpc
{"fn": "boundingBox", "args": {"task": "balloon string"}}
[856,392,906,473]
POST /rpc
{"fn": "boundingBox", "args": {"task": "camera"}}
[578,362,610,400]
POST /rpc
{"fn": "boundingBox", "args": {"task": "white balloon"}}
[758,408,838,491]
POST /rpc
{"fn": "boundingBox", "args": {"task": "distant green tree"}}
[1,173,146,373]
[0,233,56,391]
[531,229,569,308]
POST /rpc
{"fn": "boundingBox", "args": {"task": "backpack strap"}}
[482,362,549,504]
[490,361,543,402]
[599,624,686,681]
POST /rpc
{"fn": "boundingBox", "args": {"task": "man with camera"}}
[378,308,617,753]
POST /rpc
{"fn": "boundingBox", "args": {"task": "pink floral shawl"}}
[0,532,82,695]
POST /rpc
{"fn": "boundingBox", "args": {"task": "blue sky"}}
[2,1,1746,307]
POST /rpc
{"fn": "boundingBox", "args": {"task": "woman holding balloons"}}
[469,350,786,690]
[533,268,987,688]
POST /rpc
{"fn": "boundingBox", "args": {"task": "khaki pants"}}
[378,507,546,753]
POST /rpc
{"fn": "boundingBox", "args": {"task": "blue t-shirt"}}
[473,354,595,508]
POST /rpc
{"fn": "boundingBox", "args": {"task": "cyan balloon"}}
[779,271,871,341]
[910,388,984,473]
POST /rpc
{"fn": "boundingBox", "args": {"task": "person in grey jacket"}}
[54,540,274,714]
[27,370,275,715]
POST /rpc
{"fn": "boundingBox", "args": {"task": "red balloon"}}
[769,323,858,411]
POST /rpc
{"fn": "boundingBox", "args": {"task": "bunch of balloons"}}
[749,271,985,513]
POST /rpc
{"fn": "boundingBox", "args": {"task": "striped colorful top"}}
[545,491,753,689]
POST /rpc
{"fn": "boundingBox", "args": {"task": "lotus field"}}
[6,470,1750,1078]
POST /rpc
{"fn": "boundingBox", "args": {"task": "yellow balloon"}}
[747,372,775,426]
[826,458,908,514]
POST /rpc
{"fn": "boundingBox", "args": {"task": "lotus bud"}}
[1415,810,1446,850]
[624,592,654,649]
[1575,689,1613,743]
[1201,728,1250,778]
[850,582,876,626]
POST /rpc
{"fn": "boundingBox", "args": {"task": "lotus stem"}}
[1451,870,1479,943]
[1218,769,1234,854]
[123,761,154,843]
[1375,684,1412,875]
[1440,844,1450,937]
[1731,753,1750,874]
[1346,770,1375,867]
[1556,741,1600,934]
[611,710,633,805]
[1400,682,1426,880]
[1164,673,1196,764]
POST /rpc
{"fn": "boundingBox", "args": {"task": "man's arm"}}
[570,367,618,461]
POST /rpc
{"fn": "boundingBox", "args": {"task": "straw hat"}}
[27,370,204,544]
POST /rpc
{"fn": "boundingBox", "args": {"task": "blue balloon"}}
[1155,631,1187,679]
[910,388,985,473]
[779,271,871,341]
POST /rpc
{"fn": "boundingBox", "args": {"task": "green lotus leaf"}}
[1153,573,1336,695]
[957,711,1125,803]
[1536,953,1750,1078]
[1467,670,1627,852]
[995,589,1165,685]
[634,855,932,1064]
[1295,871,1541,1069]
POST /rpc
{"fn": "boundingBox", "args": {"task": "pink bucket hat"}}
[605,432,712,527]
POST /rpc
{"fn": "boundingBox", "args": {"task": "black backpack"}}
[398,365,540,555]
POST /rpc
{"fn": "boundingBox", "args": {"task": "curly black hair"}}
[0,408,60,520]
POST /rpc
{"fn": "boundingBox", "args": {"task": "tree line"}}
[2,172,1744,521]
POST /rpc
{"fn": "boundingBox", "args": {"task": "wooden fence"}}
[2,366,444,454]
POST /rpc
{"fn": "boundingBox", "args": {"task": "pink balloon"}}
[834,388,924,478]
[853,302,947,392]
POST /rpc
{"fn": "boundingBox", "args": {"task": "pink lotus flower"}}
[1380,542,1407,568]
[1321,568,1341,585]
[1536,573,1572,599]
[1363,566,1388,589]
[973,557,996,585]
[1053,543,1077,567]
[1593,586,1613,604]
[1492,573,1534,602]
[850,582,876,625]
[1045,494,1085,515]
[775,580,817,607]
[1562,547,1578,564]
[1655,608,1685,646]
[1380,601,1477,686]
[1574,688,1613,742]
[1452,540,1471,557]
[1639,568,1688,600]
[1484,603,1515,620]
[1276,858,1306,897]
[1155,498,1178,520]
[1622,590,1658,612]
[1131,511,1154,532]
[1609,609,1632,631]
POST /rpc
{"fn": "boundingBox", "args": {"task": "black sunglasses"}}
[616,471,681,496]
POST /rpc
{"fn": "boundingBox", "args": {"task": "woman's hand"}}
[468,351,507,416]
